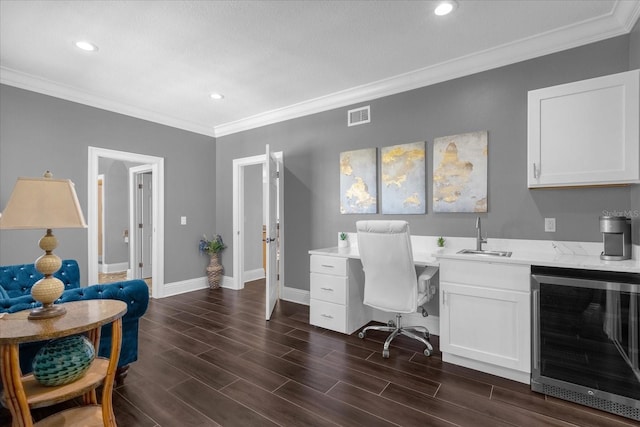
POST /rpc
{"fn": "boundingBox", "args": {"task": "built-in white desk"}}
[309,235,639,383]
[309,245,439,266]
[308,243,440,335]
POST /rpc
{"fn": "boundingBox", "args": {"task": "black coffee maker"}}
[599,215,631,261]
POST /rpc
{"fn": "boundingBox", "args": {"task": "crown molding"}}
[1,1,638,139]
[214,2,640,137]
[0,67,217,137]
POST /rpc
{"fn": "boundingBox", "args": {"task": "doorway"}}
[88,147,165,299]
[232,151,284,314]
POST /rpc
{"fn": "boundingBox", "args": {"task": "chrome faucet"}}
[476,216,487,251]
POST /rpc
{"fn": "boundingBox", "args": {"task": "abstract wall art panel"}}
[340,148,377,214]
[380,141,426,214]
[433,131,488,213]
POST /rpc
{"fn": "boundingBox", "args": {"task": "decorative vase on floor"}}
[207,253,223,289]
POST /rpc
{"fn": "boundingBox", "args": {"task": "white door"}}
[264,144,279,320]
[129,165,153,281]
[140,172,153,278]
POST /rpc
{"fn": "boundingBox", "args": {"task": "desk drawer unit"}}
[310,255,348,276]
[310,273,347,305]
[310,299,348,332]
[309,254,368,335]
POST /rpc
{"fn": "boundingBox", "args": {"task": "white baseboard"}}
[221,275,240,290]
[281,286,310,305]
[244,268,265,283]
[162,276,208,298]
[100,262,129,274]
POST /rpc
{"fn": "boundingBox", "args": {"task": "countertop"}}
[309,236,640,274]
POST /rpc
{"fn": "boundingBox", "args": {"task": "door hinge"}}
[138,262,143,268]
[138,223,143,228]
[138,183,143,189]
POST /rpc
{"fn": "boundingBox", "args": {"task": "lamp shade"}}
[0,174,87,230]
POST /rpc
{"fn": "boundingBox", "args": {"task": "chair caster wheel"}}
[382,349,390,358]
[424,349,432,357]
[387,320,396,327]
[421,310,428,318]
[358,332,365,339]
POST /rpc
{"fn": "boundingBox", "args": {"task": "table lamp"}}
[0,171,87,319]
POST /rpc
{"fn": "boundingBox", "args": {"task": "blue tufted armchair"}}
[0,260,149,383]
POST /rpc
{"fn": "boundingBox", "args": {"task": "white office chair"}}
[356,220,434,358]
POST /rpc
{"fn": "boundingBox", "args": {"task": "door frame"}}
[88,147,165,298]
[232,152,284,291]
[129,164,153,281]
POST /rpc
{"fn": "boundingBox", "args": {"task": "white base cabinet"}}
[528,69,639,188]
[309,254,369,334]
[439,259,531,383]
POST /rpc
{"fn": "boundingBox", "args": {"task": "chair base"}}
[358,314,433,358]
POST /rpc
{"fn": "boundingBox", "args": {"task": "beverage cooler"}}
[531,266,640,421]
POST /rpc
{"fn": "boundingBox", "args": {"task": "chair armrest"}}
[0,295,38,313]
[417,266,439,300]
[57,280,149,320]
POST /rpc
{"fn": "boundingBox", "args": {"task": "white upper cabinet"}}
[528,69,639,188]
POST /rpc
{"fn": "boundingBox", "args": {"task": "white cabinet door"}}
[440,281,530,372]
[528,69,639,188]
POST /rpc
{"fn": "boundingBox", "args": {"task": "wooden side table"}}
[0,299,127,427]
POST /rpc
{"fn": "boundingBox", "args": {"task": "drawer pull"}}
[320,287,334,291]
[321,264,334,268]
[320,314,334,319]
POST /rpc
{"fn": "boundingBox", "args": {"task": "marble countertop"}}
[309,236,640,274]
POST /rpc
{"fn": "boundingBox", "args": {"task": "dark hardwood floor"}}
[2,280,637,426]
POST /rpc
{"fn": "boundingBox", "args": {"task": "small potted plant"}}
[437,236,446,248]
[338,232,349,248]
[199,234,226,289]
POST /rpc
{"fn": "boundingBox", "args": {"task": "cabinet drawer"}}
[310,255,347,276]
[310,273,347,305]
[310,299,347,333]
[440,259,530,292]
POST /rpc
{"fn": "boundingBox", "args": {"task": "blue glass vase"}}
[32,335,96,386]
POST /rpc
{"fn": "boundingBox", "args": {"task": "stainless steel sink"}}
[457,249,512,257]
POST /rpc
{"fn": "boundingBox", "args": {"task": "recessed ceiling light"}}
[434,1,457,16]
[210,93,224,100]
[74,40,98,52]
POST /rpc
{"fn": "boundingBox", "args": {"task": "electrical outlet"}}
[180,216,187,225]
[544,217,556,232]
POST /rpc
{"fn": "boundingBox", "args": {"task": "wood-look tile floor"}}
[3,280,637,426]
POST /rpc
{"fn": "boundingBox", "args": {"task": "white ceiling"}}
[1,1,639,137]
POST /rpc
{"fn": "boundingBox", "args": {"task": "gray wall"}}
[216,35,635,291]
[243,163,264,272]
[0,85,216,285]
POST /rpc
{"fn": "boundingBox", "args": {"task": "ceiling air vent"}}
[347,105,370,127]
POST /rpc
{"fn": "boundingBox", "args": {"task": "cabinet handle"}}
[533,162,539,179]
[321,264,334,268]
[321,314,334,319]
[532,289,540,370]
[320,287,334,291]
[442,290,446,306]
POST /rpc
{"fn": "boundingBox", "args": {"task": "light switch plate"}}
[180,216,187,225]
[544,218,556,232]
